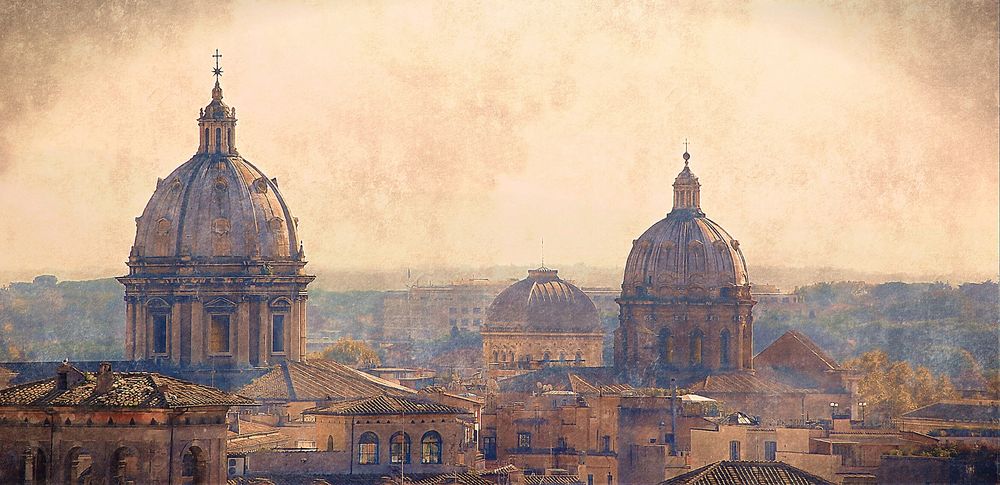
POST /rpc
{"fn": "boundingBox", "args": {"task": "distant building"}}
[0,361,252,484]
[482,268,605,377]
[118,68,315,375]
[895,400,1000,446]
[751,284,801,305]
[381,278,618,344]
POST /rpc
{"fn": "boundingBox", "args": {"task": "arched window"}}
[358,432,379,464]
[111,446,138,483]
[390,432,411,464]
[558,352,566,362]
[420,431,442,464]
[181,446,207,485]
[575,351,583,363]
[688,242,706,272]
[689,330,704,365]
[23,448,46,485]
[204,128,209,149]
[658,328,673,364]
[542,352,551,363]
[492,350,499,363]
[720,329,731,367]
[326,435,334,452]
[215,128,222,153]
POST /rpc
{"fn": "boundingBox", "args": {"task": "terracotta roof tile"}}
[307,394,471,417]
[658,461,835,485]
[900,400,1000,423]
[0,368,253,409]
[238,359,414,402]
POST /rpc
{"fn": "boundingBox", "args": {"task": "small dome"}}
[486,268,601,333]
[622,152,749,299]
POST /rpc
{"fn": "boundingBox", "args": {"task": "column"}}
[237,300,251,365]
[171,302,182,365]
[125,300,135,360]
[300,296,308,358]
[191,299,205,365]
[259,299,270,366]
[289,298,301,362]
[136,301,147,359]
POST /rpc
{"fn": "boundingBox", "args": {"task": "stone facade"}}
[119,76,314,370]
[615,151,754,387]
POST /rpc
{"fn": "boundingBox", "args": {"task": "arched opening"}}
[420,431,443,464]
[110,446,139,484]
[228,128,233,151]
[326,435,335,452]
[542,352,551,363]
[181,446,207,485]
[64,447,93,484]
[215,128,221,153]
[492,350,499,363]
[575,351,583,364]
[558,352,566,362]
[720,329,731,368]
[22,448,46,485]
[689,330,704,365]
[658,328,673,364]
[390,432,411,464]
[358,432,379,465]
[203,128,209,150]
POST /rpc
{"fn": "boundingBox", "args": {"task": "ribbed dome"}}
[131,155,299,263]
[621,152,749,299]
[486,268,601,333]
[129,78,301,269]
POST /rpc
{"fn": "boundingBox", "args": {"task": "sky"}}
[0,0,997,285]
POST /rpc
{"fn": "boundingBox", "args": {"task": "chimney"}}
[94,362,115,394]
[56,360,84,391]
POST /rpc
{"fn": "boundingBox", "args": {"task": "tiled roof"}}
[409,473,493,485]
[0,368,253,409]
[227,420,291,454]
[900,400,1000,423]
[524,475,584,485]
[238,359,414,402]
[658,461,835,485]
[306,394,471,417]
[499,366,621,393]
[689,372,807,395]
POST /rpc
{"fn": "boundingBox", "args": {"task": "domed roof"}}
[486,268,601,333]
[622,151,749,300]
[129,79,302,269]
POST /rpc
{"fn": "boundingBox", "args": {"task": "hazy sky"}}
[0,1,997,284]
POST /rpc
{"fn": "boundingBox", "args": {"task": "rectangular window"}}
[153,313,169,354]
[517,432,531,449]
[729,440,741,461]
[482,437,497,460]
[210,314,231,353]
[764,441,777,461]
[473,307,482,314]
[588,475,594,485]
[602,435,611,452]
[556,437,568,450]
[271,314,285,353]
[358,442,378,464]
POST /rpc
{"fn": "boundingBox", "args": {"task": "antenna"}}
[541,237,545,268]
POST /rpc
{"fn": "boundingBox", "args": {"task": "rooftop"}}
[306,394,472,417]
[0,363,253,409]
[237,359,414,402]
[899,400,1000,423]
[658,461,835,485]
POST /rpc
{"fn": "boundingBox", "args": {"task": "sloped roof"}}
[524,475,584,485]
[658,461,835,485]
[900,400,1000,423]
[237,359,414,402]
[0,368,253,409]
[756,331,840,371]
[689,372,807,395]
[306,394,471,416]
[409,474,493,485]
[498,366,622,393]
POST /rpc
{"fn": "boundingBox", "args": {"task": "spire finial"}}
[682,139,690,166]
[212,49,223,81]
[541,236,545,268]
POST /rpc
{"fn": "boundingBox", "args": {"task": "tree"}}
[320,338,381,368]
[845,350,957,424]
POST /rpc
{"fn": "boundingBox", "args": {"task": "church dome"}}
[486,268,601,333]
[622,151,749,300]
[129,79,302,269]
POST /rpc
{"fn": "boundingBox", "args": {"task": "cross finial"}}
[682,138,691,166]
[212,49,223,80]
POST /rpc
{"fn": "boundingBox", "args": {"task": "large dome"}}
[622,152,749,300]
[129,80,302,269]
[486,268,601,333]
